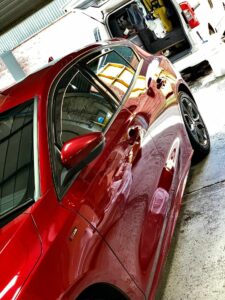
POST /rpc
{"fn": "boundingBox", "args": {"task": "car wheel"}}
[179,91,210,162]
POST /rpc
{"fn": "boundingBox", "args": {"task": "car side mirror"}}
[61,132,104,170]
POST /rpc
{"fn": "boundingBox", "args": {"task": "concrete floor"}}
[156,73,225,300]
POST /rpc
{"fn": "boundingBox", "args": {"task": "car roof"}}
[0,41,113,113]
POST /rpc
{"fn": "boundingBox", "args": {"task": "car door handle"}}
[156,77,166,89]
[127,126,141,145]
[147,77,155,97]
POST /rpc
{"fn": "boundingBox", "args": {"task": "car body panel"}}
[16,189,144,300]
[0,213,42,300]
[59,43,193,296]
[0,39,194,299]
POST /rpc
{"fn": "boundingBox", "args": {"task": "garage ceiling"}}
[0,0,53,35]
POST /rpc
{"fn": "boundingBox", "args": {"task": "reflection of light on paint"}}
[141,130,152,148]
[146,59,160,86]
[0,275,18,299]
[106,112,112,119]
[98,63,146,97]
[151,115,182,138]
[142,115,182,148]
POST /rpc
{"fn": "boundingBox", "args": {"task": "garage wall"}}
[0,0,72,55]
[0,0,52,35]
[0,10,99,91]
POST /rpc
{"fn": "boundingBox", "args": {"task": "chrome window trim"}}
[33,97,40,201]
[121,58,144,106]
[104,58,144,135]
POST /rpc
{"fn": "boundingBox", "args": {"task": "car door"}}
[0,100,42,299]
[50,44,172,296]
[100,47,186,293]
[87,45,192,295]
[138,54,193,206]
[122,51,192,296]
[45,58,146,299]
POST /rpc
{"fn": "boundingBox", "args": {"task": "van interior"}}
[107,0,191,62]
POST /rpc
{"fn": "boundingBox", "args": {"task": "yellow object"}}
[143,0,173,32]
[154,6,172,32]
[98,63,146,98]
[143,0,164,11]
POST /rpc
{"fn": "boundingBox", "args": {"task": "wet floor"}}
[156,72,225,300]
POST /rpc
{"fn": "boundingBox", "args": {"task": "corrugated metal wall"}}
[0,0,71,55]
[0,0,53,35]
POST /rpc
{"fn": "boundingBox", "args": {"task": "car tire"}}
[179,91,210,162]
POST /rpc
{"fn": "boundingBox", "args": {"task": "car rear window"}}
[0,101,34,220]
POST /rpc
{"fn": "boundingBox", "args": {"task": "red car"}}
[0,39,210,300]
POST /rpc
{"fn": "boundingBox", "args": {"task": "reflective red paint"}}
[0,39,195,300]
[61,132,104,169]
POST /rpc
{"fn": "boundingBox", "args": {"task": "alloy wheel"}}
[181,97,209,147]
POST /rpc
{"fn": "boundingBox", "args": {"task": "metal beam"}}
[0,0,53,35]
[1,51,25,82]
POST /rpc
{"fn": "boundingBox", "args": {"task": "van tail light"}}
[180,1,200,29]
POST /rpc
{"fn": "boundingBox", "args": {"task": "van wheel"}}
[179,92,210,162]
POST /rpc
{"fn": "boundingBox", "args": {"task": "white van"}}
[65,0,225,76]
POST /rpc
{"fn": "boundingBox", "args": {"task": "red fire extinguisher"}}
[180,1,200,29]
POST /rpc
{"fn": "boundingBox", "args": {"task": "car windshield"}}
[0,101,34,219]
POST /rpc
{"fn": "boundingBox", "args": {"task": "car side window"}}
[87,47,139,101]
[114,46,139,69]
[53,68,117,147]
[0,101,34,222]
[50,66,118,196]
